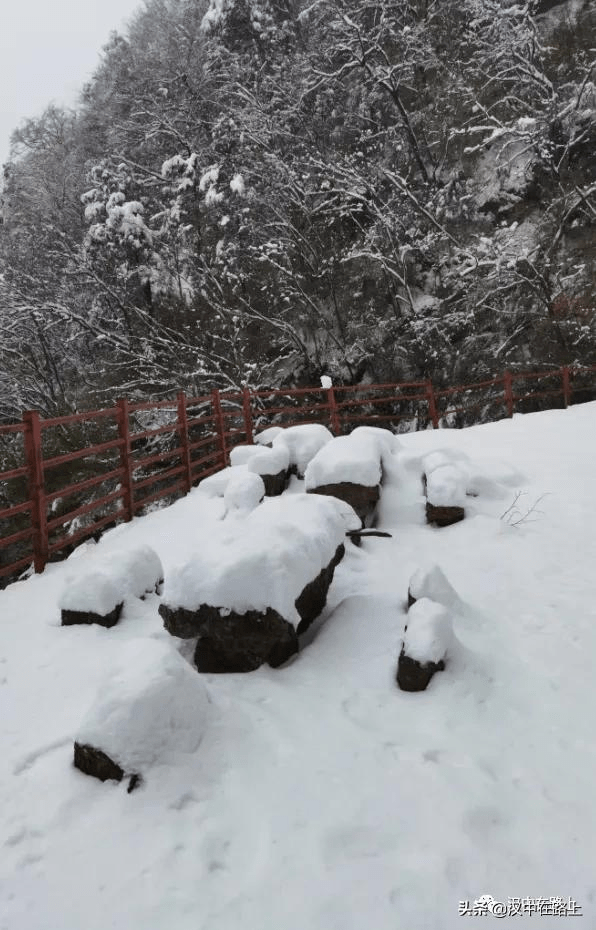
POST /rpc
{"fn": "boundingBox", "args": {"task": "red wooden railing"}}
[1,364,595,582]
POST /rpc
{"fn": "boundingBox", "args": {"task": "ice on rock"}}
[224,470,265,514]
[403,598,452,664]
[273,424,333,476]
[75,639,211,773]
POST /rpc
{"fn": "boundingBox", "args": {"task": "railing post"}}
[177,391,193,493]
[22,410,48,573]
[116,399,134,521]
[561,365,571,408]
[242,387,254,444]
[212,389,227,467]
[327,387,340,434]
[503,370,514,417]
[425,380,439,429]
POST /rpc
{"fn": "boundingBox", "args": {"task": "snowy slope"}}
[1,405,596,929]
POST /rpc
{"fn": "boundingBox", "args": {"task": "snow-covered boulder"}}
[74,639,211,788]
[246,443,290,496]
[397,598,452,692]
[304,433,383,526]
[224,470,265,515]
[229,444,259,467]
[350,425,399,456]
[59,544,163,627]
[273,424,333,478]
[425,465,466,527]
[159,495,360,671]
[198,466,236,498]
[254,425,284,447]
[407,563,463,612]
[60,572,124,628]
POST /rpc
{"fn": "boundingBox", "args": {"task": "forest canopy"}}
[1,0,596,418]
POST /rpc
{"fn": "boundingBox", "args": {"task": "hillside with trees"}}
[2,0,596,419]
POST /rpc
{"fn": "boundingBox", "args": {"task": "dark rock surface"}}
[73,741,142,794]
[307,482,380,526]
[61,603,123,628]
[295,544,344,634]
[194,608,299,672]
[162,545,346,670]
[260,469,288,497]
[396,648,445,692]
[425,502,465,527]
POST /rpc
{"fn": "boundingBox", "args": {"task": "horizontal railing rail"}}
[1,364,595,583]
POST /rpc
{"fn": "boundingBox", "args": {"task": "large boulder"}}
[305,433,384,526]
[159,495,359,671]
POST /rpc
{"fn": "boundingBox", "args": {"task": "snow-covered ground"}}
[1,404,596,929]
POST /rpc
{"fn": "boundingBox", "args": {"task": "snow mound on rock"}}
[59,571,124,617]
[273,424,333,476]
[161,494,359,626]
[247,443,289,476]
[425,464,467,507]
[404,598,452,664]
[304,434,383,490]
[75,639,211,772]
[229,444,258,467]
[224,470,264,514]
[409,563,464,613]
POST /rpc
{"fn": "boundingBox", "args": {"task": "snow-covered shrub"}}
[74,639,211,787]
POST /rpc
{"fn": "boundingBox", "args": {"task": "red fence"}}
[1,364,595,583]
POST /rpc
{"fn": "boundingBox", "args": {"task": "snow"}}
[76,639,211,772]
[196,465,236,497]
[58,544,163,614]
[272,423,332,476]
[403,598,452,664]
[161,494,359,626]
[246,442,289,476]
[425,464,467,507]
[408,563,464,614]
[320,375,333,389]
[2,404,596,929]
[254,425,284,446]
[304,433,383,490]
[223,470,264,514]
[59,571,123,616]
[350,425,399,455]
[230,173,245,195]
[229,444,258,466]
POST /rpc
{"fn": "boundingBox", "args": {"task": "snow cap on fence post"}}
[22,410,48,573]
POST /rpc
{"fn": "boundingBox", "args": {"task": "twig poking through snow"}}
[500,491,548,527]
